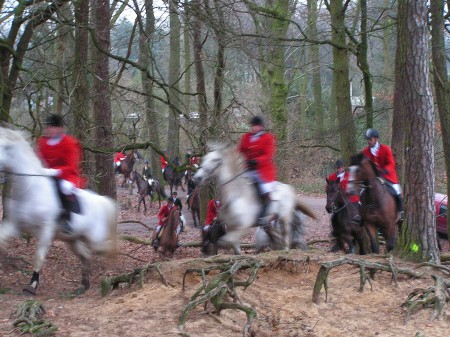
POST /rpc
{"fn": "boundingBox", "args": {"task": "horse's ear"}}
[325,177,329,184]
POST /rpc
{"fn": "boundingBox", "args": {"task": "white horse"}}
[193,143,316,254]
[0,127,117,295]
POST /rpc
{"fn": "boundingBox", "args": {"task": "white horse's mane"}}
[0,127,44,170]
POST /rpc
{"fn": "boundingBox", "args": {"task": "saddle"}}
[53,178,82,215]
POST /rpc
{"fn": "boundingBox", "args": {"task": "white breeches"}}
[59,179,75,195]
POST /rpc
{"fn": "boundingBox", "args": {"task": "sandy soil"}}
[0,177,448,337]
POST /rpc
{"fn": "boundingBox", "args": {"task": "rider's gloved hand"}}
[247,159,258,169]
[45,168,61,177]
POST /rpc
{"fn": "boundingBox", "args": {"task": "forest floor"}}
[0,175,448,337]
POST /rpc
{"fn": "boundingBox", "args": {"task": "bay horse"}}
[325,178,367,254]
[348,153,400,253]
[201,220,227,256]
[0,127,117,295]
[188,186,201,227]
[117,151,138,187]
[130,170,166,212]
[164,164,184,195]
[157,206,181,258]
[193,143,316,254]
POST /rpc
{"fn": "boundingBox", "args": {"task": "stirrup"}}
[61,220,73,235]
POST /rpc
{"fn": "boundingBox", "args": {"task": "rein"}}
[2,171,52,177]
[220,170,247,186]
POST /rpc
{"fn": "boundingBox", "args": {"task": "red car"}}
[435,193,448,237]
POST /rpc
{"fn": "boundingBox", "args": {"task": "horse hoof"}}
[23,285,37,296]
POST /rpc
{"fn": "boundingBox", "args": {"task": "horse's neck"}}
[218,158,256,204]
[8,146,51,200]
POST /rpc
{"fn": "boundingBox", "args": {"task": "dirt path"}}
[0,180,448,337]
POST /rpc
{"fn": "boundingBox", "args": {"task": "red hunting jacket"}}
[205,199,221,225]
[160,155,168,170]
[37,135,86,188]
[238,131,277,182]
[114,152,125,163]
[158,204,173,226]
[327,171,360,203]
[362,144,399,184]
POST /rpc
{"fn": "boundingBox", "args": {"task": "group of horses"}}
[325,153,401,255]
[0,124,402,295]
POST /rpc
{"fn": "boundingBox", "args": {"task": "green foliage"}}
[13,299,58,336]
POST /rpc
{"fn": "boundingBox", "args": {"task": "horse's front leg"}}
[365,223,379,254]
[24,224,55,295]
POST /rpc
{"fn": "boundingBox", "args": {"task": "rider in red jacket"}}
[362,128,403,219]
[327,159,361,225]
[37,114,85,234]
[238,115,277,226]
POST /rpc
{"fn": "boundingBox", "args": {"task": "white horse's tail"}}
[93,197,117,258]
[295,198,317,220]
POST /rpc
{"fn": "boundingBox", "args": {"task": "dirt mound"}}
[1,250,448,337]
[0,178,448,336]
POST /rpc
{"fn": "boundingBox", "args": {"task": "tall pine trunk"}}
[394,0,439,263]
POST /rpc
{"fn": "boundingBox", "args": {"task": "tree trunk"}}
[138,0,163,183]
[167,0,181,159]
[192,0,208,140]
[307,0,324,136]
[393,0,439,263]
[92,0,115,198]
[430,0,450,239]
[329,0,356,164]
[72,0,93,185]
[358,0,373,130]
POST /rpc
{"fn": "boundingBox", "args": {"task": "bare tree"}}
[92,0,116,198]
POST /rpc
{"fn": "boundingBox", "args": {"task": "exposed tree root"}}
[401,274,450,324]
[178,257,263,337]
[270,256,312,274]
[311,256,424,304]
[12,299,57,336]
[100,262,167,297]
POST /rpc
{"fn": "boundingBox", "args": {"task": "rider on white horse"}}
[237,115,277,226]
[36,114,85,234]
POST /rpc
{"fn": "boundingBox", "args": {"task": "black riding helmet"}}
[250,115,264,127]
[334,159,345,168]
[365,128,379,139]
[44,114,64,127]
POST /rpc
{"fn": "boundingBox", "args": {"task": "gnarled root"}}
[179,257,262,337]
[311,256,423,304]
[100,262,167,297]
[401,274,449,324]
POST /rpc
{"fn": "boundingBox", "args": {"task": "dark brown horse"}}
[163,164,185,195]
[158,206,181,258]
[325,178,367,254]
[348,153,401,253]
[201,220,227,256]
[130,170,166,212]
[117,151,137,187]
[188,186,201,227]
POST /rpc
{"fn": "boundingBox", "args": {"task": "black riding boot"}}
[256,193,271,226]
[351,202,362,226]
[59,194,81,234]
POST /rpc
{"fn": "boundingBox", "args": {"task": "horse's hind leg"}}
[68,240,92,292]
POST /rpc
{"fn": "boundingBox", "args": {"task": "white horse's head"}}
[0,127,34,173]
[193,143,228,186]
